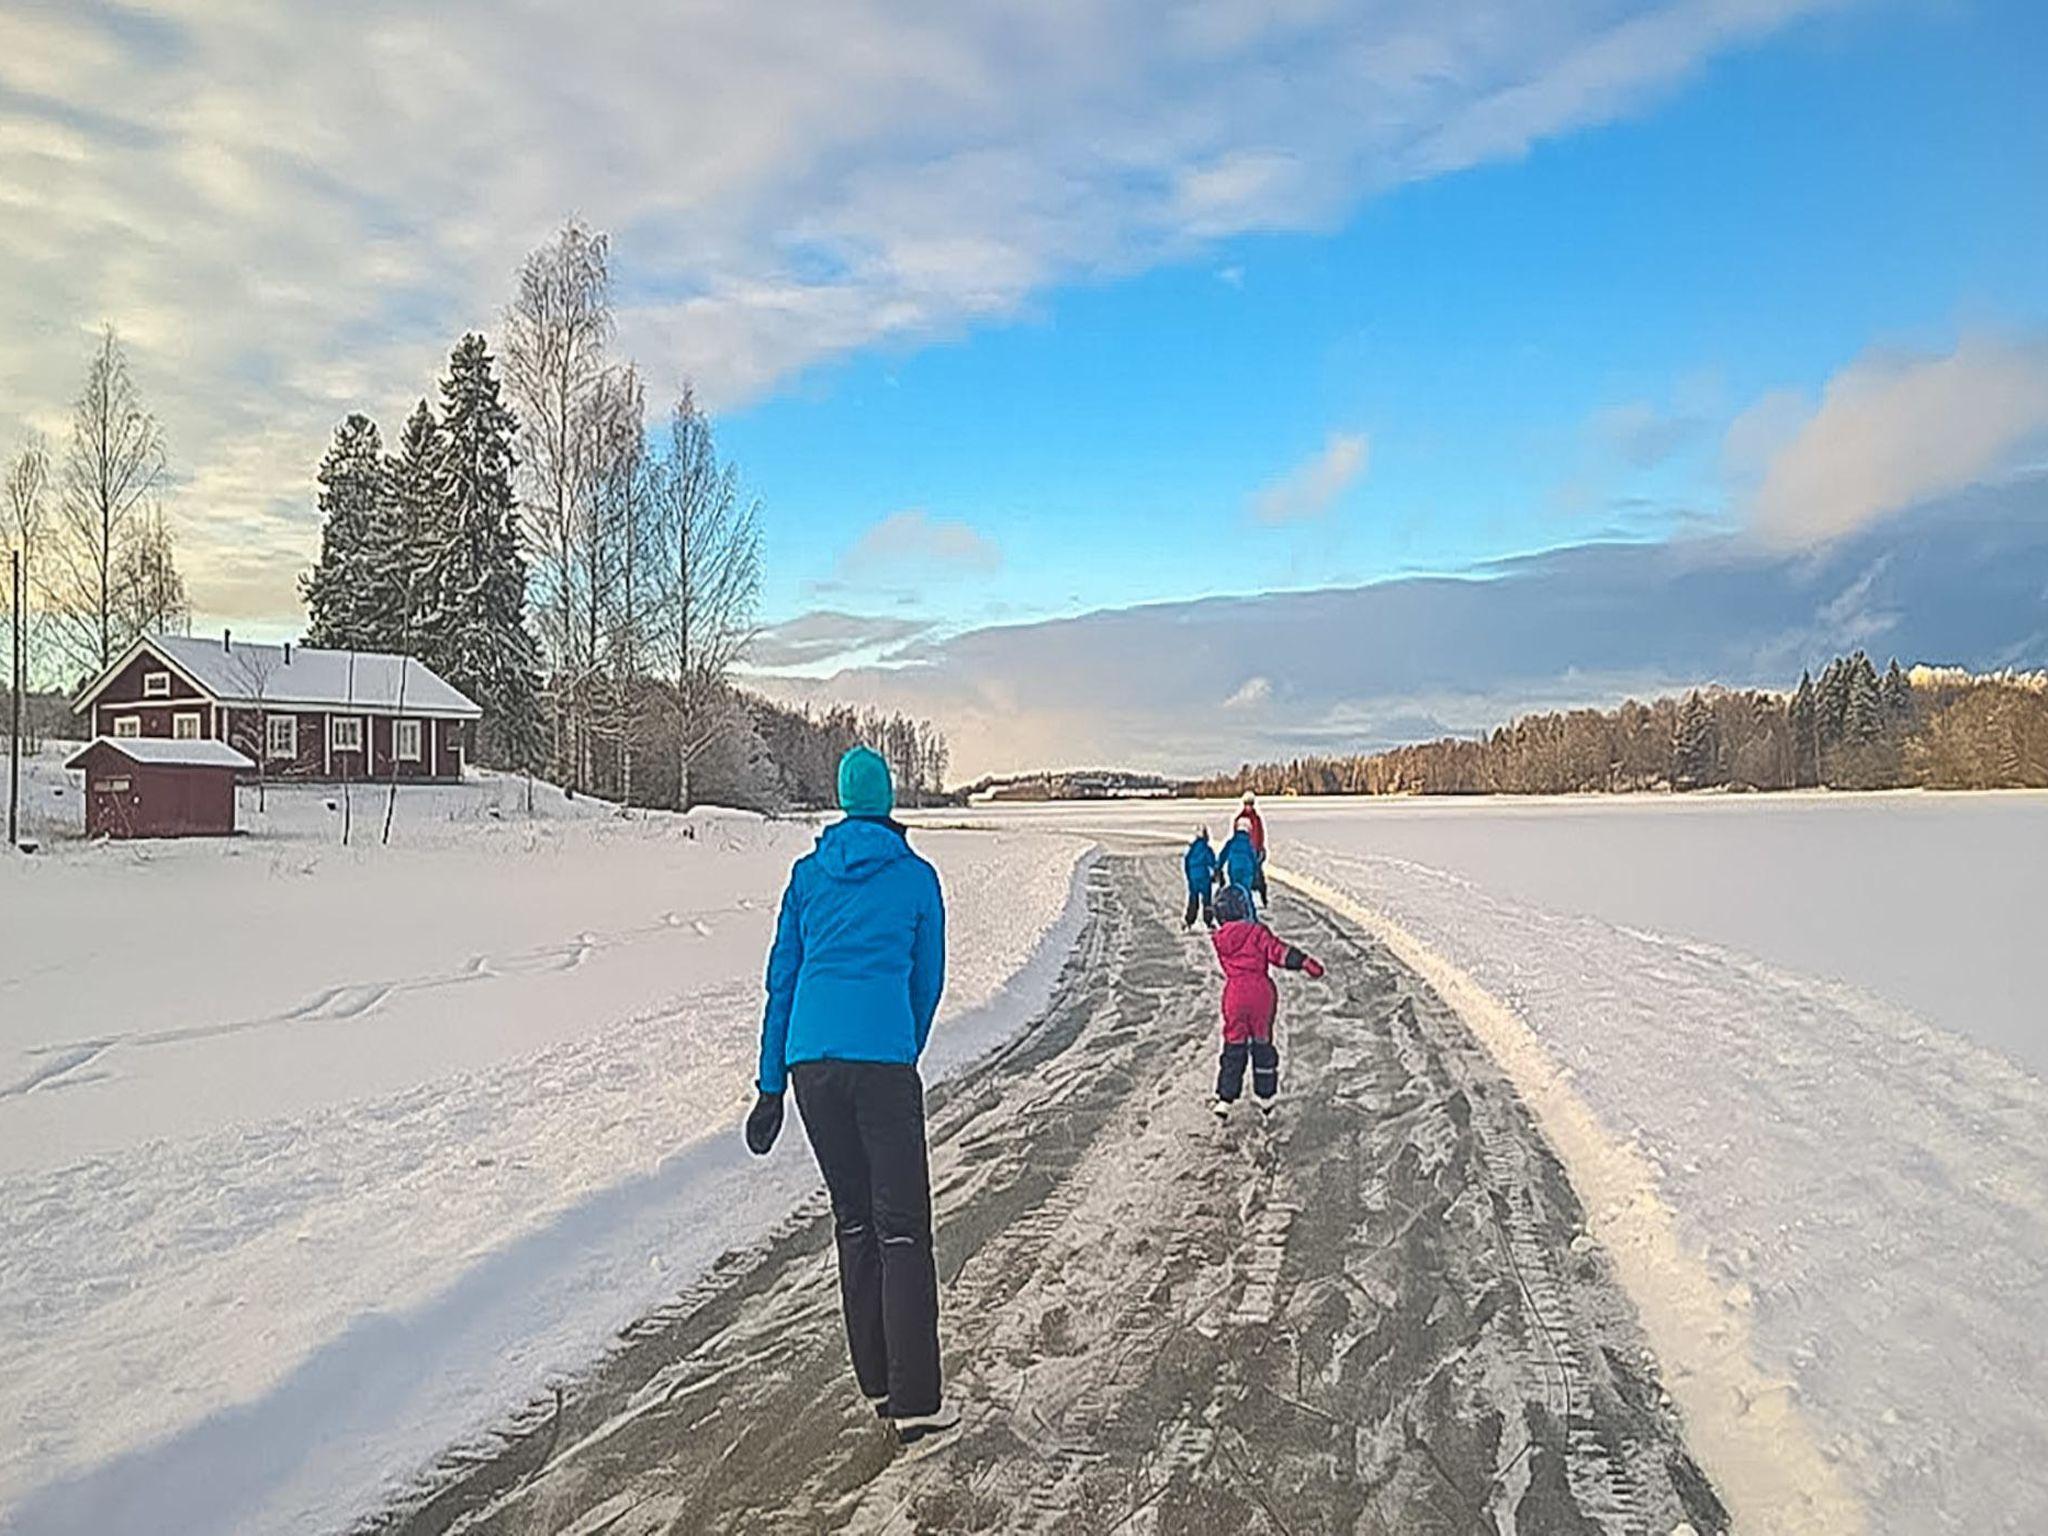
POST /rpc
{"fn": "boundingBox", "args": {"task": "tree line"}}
[1194,653,2048,798]
[3,329,192,702]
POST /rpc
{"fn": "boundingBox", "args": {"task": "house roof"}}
[68,737,255,770]
[77,634,483,719]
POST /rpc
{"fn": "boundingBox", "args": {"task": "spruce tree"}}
[1822,656,1857,745]
[421,334,541,767]
[1789,669,1820,788]
[301,414,389,648]
[1881,658,1912,724]
[1845,651,1883,744]
[380,399,444,656]
[1672,690,1719,790]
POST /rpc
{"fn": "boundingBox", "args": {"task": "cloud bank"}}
[0,0,1843,624]
[768,474,2048,779]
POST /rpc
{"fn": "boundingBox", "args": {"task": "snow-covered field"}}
[946,792,2048,1534]
[0,754,1090,1534]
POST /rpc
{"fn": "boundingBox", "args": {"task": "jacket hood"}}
[815,815,913,881]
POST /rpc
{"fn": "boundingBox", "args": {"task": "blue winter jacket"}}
[757,817,946,1095]
[1183,836,1218,894]
[1218,829,1261,891]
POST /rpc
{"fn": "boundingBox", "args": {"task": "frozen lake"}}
[943,790,2048,1077]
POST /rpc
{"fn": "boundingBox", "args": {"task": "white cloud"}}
[837,509,1002,579]
[0,0,1840,626]
[1740,335,2048,546]
[1223,675,1273,709]
[743,610,933,670]
[1251,431,1369,524]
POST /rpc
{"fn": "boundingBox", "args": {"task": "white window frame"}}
[173,712,202,740]
[142,670,172,699]
[112,715,142,738]
[395,718,422,762]
[266,714,298,760]
[329,715,364,754]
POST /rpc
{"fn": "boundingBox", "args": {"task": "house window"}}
[396,719,422,762]
[113,715,141,738]
[174,712,202,740]
[329,715,364,753]
[267,715,298,759]
[142,671,172,699]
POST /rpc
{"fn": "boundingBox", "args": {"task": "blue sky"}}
[717,0,2047,639]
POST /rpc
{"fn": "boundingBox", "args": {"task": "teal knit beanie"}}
[837,745,895,817]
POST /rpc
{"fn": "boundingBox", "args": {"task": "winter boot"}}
[1210,1097,1231,1119]
[893,1402,962,1445]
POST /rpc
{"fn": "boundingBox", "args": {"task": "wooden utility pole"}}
[8,547,21,851]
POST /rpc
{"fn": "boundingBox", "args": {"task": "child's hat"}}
[1216,885,1252,923]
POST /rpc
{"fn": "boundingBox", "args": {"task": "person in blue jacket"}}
[1183,825,1218,927]
[744,745,957,1442]
[1217,815,1263,910]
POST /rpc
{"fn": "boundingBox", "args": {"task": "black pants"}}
[1217,1038,1279,1102]
[791,1060,941,1416]
[1183,888,1213,926]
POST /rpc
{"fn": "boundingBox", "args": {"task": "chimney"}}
[222,628,231,653]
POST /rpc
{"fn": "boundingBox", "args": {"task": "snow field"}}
[0,792,1091,1534]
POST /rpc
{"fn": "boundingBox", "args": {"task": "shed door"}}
[89,775,139,837]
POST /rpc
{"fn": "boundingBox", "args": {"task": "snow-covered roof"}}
[79,634,483,719]
[68,737,255,770]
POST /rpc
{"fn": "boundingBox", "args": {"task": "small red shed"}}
[66,737,255,839]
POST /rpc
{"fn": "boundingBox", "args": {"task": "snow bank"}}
[1266,817,2048,1536]
[0,802,1090,1535]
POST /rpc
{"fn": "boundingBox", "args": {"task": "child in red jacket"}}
[1208,884,1325,1117]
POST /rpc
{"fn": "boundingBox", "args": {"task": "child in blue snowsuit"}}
[1216,818,1263,914]
[1183,827,1218,927]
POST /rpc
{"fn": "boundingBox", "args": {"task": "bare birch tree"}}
[224,642,281,813]
[4,438,49,745]
[503,221,613,792]
[48,328,169,675]
[587,363,650,803]
[113,502,189,640]
[647,389,760,810]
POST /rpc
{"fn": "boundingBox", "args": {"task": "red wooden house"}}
[66,737,254,839]
[73,633,482,784]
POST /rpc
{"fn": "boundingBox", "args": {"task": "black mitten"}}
[744,1090,785,1155]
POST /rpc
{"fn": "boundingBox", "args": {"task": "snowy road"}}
[368,854,1723,1536]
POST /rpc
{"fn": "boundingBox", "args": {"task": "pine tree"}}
[1789,669,1820,788]
[1672,690,1720,790]
[301,414,389,648]
[420,334,541,767]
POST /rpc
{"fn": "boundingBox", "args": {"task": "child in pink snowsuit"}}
[1209,884,1325,1114]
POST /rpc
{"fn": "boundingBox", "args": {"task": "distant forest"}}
[1194,654,2048,798]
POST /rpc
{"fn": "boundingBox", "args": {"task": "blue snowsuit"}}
[1218,828,1261,896]
[757,817,946,1095]
[1182,834,1219,926]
